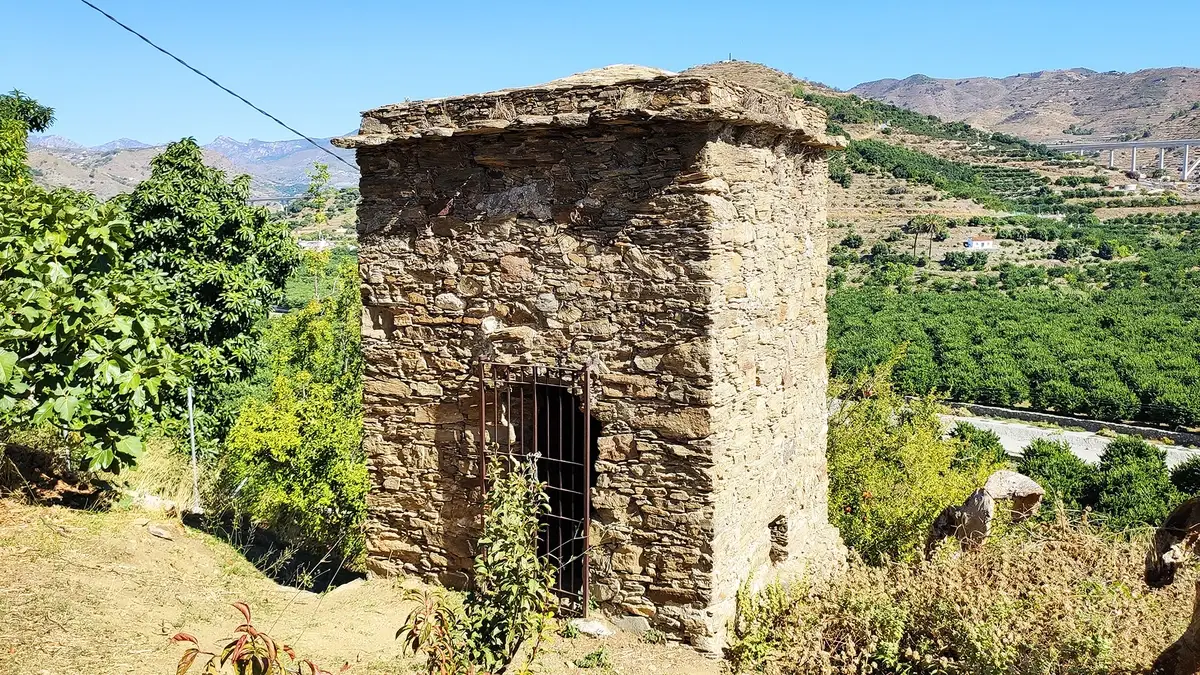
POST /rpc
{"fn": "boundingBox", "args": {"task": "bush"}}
[839,233,864,249]
[949,421,1009,470]
[1171,455,1200,495]
[1093,436,1179,529]
[219,265,365,563]
[397,460,553,674]
[1018,438,1097,510]
[827,364,1003,563]
[729,518,1196,674]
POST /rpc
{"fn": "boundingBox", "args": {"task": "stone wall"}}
[338,66,845,649]
[701,132,846,648]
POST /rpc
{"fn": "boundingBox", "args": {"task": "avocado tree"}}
[0,90,54,133]
[124,139,299,423]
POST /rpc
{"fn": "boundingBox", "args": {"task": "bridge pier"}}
[1108,149,1115,169]
[1132,147,1137,172]
[1159,148,1166,170]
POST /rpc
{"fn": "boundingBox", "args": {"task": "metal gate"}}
[477,362,593,615]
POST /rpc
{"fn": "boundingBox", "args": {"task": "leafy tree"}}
[827,362,1002,564]
[304,162,332,225]
[124,139,298,419]
[0,119,29,183]
[1017,438,1097,510]
[0,119,181,471]
[0,90,54,132]
[221,265,364,561]
[1093,437,1178,529]
[1053,241,1085,261]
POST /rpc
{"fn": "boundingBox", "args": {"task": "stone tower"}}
[334,65,845,650]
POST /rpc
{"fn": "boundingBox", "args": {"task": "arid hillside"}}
[26,134,358,200]
[851,67,1200,142]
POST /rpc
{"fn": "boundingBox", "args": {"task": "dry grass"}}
[731,514,1198,674]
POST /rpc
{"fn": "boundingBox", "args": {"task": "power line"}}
[74,0,357,173]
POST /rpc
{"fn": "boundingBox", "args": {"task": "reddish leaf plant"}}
[172,601,347,675]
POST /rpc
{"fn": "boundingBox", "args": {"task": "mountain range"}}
[26,65,1200,199]
[850,67,1200,142]
[27,134,358,200]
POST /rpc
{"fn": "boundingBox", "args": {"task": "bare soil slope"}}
[0,500,717,675]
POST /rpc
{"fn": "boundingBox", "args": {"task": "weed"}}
[641,628,667,644]
[574,648,612,669]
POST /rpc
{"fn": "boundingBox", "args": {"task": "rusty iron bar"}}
[477,360,592,617]
[582,366,591,617]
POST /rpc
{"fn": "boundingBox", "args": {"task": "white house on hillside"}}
[964,237,996,250]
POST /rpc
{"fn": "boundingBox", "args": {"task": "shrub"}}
[222,374,366,563]
[397,460,554,674]
[1018,438,1097,510]
[220,265,365,563]
[1093,437,1179,529]
[172,602,341,675]
[828,153,852,188]
[729,517,1196,674]
[1171,455,1200,495]
[949,421,1009,470]
[827,363,1003,563]
[839,233,864,249]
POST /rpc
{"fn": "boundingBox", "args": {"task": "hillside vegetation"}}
[714,62,1200,430]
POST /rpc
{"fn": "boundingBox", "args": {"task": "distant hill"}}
[26,134,358,200]
[850,67,1200,142]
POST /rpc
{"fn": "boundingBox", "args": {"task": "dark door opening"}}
[478,362,598,615]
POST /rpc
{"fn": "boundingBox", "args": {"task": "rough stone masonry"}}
[333,64,847,650]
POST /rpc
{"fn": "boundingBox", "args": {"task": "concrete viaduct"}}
[1050,138,1200,180]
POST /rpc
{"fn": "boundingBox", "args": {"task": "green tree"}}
[1017,438,1097,510]
[221,265,364,561]
[304,162,332,225]
[827,362,1002,564]
[0,90,54,132]
[0,119,181,471]
[1094,437,1178,529]
[1171,455,1200,496]
[124,139,298,419]
[949,422,1008,470]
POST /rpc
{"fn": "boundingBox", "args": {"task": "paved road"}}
[943,414,1200,468]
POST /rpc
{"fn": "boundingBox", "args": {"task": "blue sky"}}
[6,0,1197,146]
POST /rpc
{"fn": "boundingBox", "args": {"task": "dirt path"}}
[0,499,720,675]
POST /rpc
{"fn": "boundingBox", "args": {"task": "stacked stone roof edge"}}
[333,66,845,151]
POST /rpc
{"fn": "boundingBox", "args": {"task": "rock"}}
[324,577,366,598]
[613,614,651,636]
[1151,579,1200,674]
[533,292,559,313]
[434,293,465,312]
[132,517,149,527]
[498,255,534,280]
[147,523,174,541]
[926,488,995,557]
[983,469,1045,521]
[568,618,615,638]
